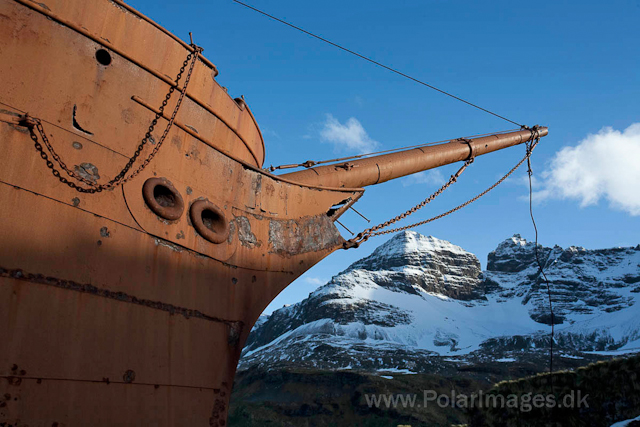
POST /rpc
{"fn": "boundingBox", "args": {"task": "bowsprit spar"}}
[241,0,555,377]
[0,0,550,425]
[235,0,548,246]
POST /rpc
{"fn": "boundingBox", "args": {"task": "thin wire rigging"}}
[232,0,524,127]
[526,140,555,384]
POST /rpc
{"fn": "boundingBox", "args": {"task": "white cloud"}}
[262,128,280,140]
[320,114,379,154]
[534,123,640,216]
[304,277,325,286]
[402,170,446,187]
[505,173,541,189]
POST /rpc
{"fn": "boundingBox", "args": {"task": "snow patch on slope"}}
[241,231,640,372]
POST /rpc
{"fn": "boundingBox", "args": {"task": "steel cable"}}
[233,0,524,128]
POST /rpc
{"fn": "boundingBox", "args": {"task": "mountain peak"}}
[509,233,528,245]
[372,231,469,258]
[487,234,545,272]
[243,233,640,375]
[345,231,476,272]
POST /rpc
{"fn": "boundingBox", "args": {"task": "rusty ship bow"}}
[0,0,547,425]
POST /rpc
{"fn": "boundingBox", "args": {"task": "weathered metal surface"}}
[269,215,345,257]
[3,0,264,167]
[282,128,549,188]
[0,377,221,426]
[0,0,545,425]
[0,0,364,424]
[0,181,340,424]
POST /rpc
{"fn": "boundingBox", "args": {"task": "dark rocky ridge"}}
[486,234,639,326]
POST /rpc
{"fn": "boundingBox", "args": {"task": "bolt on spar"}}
[0,0,547,425]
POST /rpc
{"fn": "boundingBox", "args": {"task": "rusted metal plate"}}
[0,276,235,389]
[268,215,344,257]
[0,376,224,426]
[123,170,239,262]
[0,184,289,321]
[0,0,367,425]
[0,119,142,230]
[0,0,263,167]
[0,182,332,425]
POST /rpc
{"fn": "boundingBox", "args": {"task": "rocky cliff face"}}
[240,231,640,373]
[485,235,640,345]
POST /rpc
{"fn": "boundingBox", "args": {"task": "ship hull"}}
[0,0,362,424]
[0,184,251,425]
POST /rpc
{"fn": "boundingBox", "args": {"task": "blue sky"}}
[128,0,640,314]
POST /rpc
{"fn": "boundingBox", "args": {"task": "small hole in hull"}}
[326,198,352,217]
[96,49,112,66]
[72,105,94,135]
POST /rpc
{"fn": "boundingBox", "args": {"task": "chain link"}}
[343,158,473,248]
[24,44,203,193]
[344,128,541,249]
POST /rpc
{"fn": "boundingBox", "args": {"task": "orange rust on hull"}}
[0,0,361,423]
[0,0,547,425]
[10,0,266,167]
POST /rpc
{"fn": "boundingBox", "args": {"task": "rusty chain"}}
[344,127,541,249]
[22,43,203,193]
[342,158,473,249]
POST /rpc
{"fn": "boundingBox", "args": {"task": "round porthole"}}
[95,49,112,66]
[142,178,184,221]
[190,200,229,244]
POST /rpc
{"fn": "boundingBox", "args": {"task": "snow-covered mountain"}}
[240,231,640,373]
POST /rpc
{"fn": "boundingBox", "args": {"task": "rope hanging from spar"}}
[19,38,203,193]
[525,135,555,383]
[343,126,542,249]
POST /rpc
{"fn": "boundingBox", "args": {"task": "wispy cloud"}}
[402,170,446,187]
[533,123,640,216]
[262,127,281,140]
[507,173,541,189]
[320,114,379,154]
[304,277,326,286]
